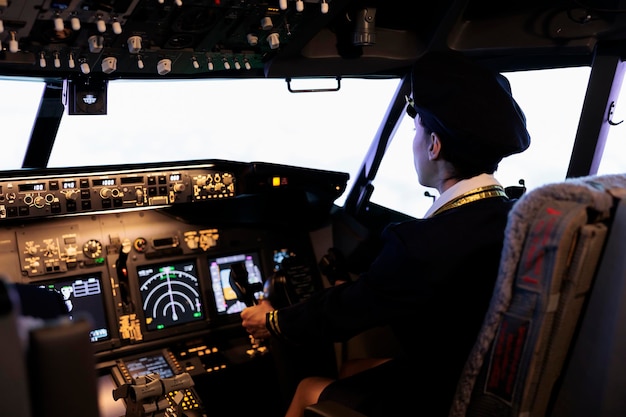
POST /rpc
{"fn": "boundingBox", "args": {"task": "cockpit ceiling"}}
[0,0,623,80]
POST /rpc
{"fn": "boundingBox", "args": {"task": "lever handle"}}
[229,262,257,307]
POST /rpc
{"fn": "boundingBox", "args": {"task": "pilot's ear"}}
[429,132,442,160]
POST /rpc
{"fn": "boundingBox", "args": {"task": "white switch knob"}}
[71,17,81,31]
[267,33,280,49]
[54,17,64,32]
[157,59,172,75]
[88,35,103,53]
[247,33,258,46]
[112,21,122,35]
[96,19,106,33]
[127,36,142,53]
[101,57,117,74]
[261,17,273,30]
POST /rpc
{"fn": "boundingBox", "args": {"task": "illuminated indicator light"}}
[272,177,281,187]
[95,257,105,264]
[193,312,202,318]
[157,324,165,330]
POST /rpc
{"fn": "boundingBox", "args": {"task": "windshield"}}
[4,65,622,218]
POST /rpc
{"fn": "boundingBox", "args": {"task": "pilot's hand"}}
[241,299,274,340]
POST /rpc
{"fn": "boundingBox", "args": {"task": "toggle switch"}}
[71,16,81,31]
[112,20,122,35]
[54,16,64,32]
[321,0,329,13]
[96,18,106,33]
[9,31,18,53]
[80,60,90,74]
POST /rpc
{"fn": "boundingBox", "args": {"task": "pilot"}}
[241,49,531,417]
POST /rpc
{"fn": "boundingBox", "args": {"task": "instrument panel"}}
[0,165,235,221]
[3,194,326,350]
[0,159,347,416]
[0,159,348,222]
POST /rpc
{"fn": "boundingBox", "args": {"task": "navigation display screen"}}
[38,274,110,343]
[137,259,204,331]
[123,352,175,380]
[207,251,264,316]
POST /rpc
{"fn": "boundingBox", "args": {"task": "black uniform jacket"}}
[273,195,517,415]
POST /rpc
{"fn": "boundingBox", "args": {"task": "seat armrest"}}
[304,400,368,417]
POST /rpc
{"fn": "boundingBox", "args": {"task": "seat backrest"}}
[0,280,33,417]
[450,173,626,417]
[549,186,626,417]
[0,278,100,417]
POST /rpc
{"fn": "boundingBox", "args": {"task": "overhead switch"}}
[267,33,280,50]
[101,57,117,74]
[127,36,142,53]
[157,59,172,75]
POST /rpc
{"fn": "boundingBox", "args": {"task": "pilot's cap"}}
[410,50,530,170]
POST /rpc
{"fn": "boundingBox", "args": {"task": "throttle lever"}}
[229,261,257,307]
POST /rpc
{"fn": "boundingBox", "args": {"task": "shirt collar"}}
[423,173,502,218]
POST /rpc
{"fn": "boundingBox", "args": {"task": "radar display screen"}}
[137,259,204,331]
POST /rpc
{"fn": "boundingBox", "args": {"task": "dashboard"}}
[0,159,348,417]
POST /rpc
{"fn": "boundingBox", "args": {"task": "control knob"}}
[100,188,112,198]
[83,239,103,259]
[65,190,79,200]
[34,195,45,208]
